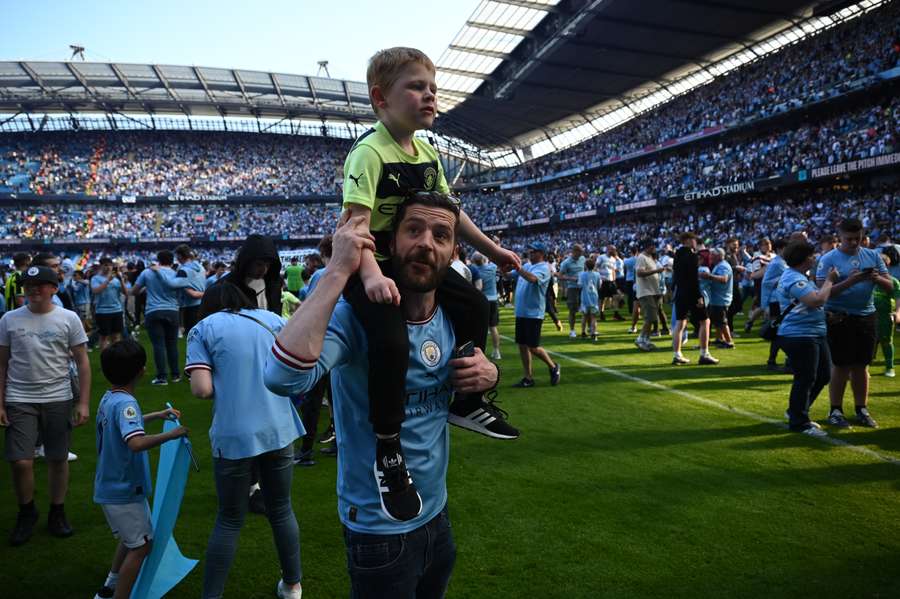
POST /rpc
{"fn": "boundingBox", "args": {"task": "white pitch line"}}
[501,335,900,467]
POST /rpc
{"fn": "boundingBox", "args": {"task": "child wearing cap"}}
[0,265,91,547]
[92,339,188,599]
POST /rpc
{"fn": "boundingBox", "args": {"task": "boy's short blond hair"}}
[367,47,435,112]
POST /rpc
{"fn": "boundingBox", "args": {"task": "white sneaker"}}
[628,327,637,334]
[801,426,828,438]
[68,452,78,462]
[491,350,502,360]
[34,445,45,459]
[568,330,577,338]
[276,579,302,599]
[885,369,896,378]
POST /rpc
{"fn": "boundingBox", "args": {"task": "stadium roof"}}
[0,61,375,123]
[433,0,883,152]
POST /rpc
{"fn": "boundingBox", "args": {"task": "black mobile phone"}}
[453,341,475,359]
[862,267,875,274]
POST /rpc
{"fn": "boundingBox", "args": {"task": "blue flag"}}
[131,419,198,599]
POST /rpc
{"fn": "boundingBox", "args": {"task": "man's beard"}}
[392,250,448,293]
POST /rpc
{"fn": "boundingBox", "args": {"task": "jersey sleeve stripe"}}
[271,342,316,370]
[184,363,212,372]
[122,429,145,442]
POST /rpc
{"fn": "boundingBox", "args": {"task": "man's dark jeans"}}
[778,335,831,430]
[145,309,180,379]
[344,506,456,599]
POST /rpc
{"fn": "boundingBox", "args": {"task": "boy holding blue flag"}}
[93,339,187,599]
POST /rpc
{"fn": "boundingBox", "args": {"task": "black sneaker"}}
[549,363,561,386]
[448,391,519,440]
[319,424,335,444]
[94,585,115,599]
[856,409,878,429]
[827,410,851,428]
[766,362,779,372]
[9,509,38,546]
[512,377,535,388]
[47,507,73,538]
[374,436,422,522]
[248,489,267,515]
[150,378,168,386]
[320,443,337,457]
[293,449,316,467]
[171,375,182,384]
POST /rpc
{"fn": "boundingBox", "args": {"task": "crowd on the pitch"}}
[464,0,900,185]
[0,131,348,196]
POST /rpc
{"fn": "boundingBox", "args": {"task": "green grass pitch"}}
[1,304,898,598]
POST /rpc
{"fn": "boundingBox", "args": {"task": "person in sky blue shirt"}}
[624,246,640,333]
[775,241,838,436]
[91,258,126,351]
[578,258,601,340]
[206,262,227,287]
[759,238,790,370]
[701,249,735,349]
[557,244,586,338]
[264,196,500,598]
[472,252,502,360]
[174,244,206,335]
[131,250,201,386]
[815,218,893,429]
[92,339,186,599]
[511,242,560,388]
[186,282,305,599]
[71,270,92,329]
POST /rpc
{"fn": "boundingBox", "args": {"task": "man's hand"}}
[698,271,711,280]
[449,347,499,394]
[362,271,401,305]
[826,267,840,283]
[151,406,181,421]
[73,402,89,427]
[0,406,8,427]
[846,269,874,285]
[171,425,189,439]
[490,246,522,273]
[329,214,377,277]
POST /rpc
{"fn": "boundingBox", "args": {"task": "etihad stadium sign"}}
[682,181,755,202]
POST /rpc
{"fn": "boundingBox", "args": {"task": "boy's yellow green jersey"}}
[343,121,450,260]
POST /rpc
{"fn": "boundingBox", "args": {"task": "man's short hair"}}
[471,252,485,265]
[820,234,838,245]
[290,256,298,264]
[317,235,333,259]
[367,47,435,112]
[157,250,174,266]
[783,241,816,268]
[13,252,31,268]
[837,218,863,234]
[572,244,583,253]
[711,248,725,258]
[32,252,58,267]
[725,237,739,245]
[392,191,461,238]
[99,257,113,266]
[679,232,698,243]
[174,244,193,260]
[773,238,789,252]
[101,339,146,386]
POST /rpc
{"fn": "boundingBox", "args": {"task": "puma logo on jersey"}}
[348,172,364,187]
[387,173,401,188]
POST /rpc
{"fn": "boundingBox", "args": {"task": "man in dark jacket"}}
[671,232,718,366]
[216,234,282,316]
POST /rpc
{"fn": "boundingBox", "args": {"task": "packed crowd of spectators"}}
[463,95,899,227]
[494,184,899,256]
[464,0,900,184]
[0,202,340,241]
[0,131,349,196]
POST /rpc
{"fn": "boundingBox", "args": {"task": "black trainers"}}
[320,443,337,456]
[319,423,335,444]
[512,377,535,388]
[248,488,267,515]
[293,449,316,467]
[94,585,115,599]
[10,509,38,546]
[448,391,519,440]
[374,436,422,522]
[47,506,73,538]
[549,363,561,386]
[827,410,851,428]
[856,409,878,429]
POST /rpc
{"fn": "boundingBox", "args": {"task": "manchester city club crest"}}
[124,405,137,419]
[850,258,860,268]
[424,166,437,190]
[420,339,441,367]
[27,266,38,276]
